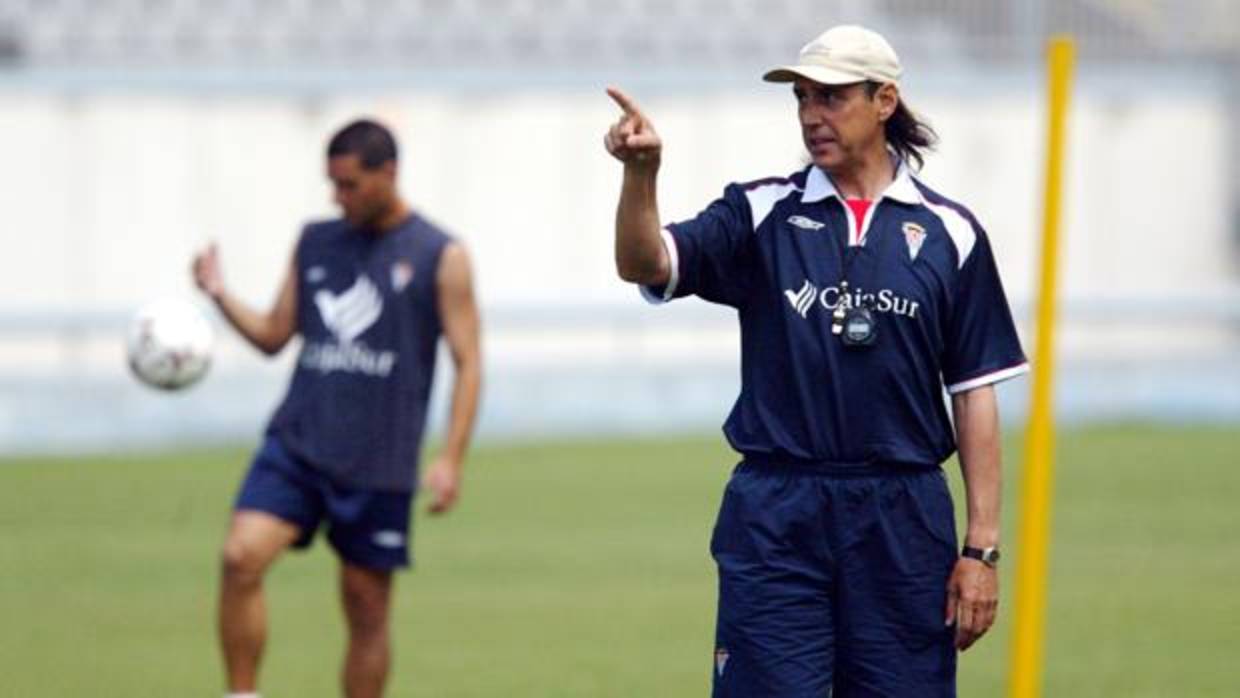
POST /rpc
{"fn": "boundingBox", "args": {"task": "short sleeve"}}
[941,230,1029,393]
[641,184,754,308]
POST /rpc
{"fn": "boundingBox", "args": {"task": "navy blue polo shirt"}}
[642,163,1028,468]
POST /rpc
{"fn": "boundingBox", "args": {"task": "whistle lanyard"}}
[836,202,893,310]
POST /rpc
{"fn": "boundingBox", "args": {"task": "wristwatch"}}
[961,545,1000,567]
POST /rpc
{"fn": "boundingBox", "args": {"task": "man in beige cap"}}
[605,24,1026,696]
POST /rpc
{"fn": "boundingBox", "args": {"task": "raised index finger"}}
[606,86,644,118]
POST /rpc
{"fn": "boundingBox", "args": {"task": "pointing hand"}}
[604,86,662,169]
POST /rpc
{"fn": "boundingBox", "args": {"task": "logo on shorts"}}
[372,530,406,548]
[714,648,729,676]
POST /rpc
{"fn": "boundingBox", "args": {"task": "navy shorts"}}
[235,435,414,571]
[710,460,958,697]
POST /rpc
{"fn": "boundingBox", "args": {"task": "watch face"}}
[964,546,1000,565]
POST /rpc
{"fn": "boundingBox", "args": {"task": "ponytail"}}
[866,82,938,170]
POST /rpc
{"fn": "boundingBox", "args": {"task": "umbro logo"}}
[786,215,825,231]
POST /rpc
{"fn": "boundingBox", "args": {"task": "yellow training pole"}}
[1008,35,1075,698]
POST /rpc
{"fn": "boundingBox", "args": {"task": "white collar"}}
[801,159,922,205]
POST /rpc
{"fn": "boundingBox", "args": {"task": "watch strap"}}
[961,545,1000,566]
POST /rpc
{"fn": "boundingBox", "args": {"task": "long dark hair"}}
[866,82,938,170]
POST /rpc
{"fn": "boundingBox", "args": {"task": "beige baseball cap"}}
[763,25,902,86]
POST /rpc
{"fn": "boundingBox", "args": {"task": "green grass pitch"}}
[1,424,1236,696]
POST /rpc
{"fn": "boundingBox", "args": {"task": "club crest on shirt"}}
[390,261,415,292]
[902,222,926,260]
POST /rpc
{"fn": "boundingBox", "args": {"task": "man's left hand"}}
[422,457,462,515]
[945,557,998,651]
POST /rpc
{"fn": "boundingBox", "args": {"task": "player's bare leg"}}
[218,510,301,693]
[340,564,394,698]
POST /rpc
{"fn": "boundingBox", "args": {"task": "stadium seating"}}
[0,0,1235,69]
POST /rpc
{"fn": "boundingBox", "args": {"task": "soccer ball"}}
[126,298,214,391]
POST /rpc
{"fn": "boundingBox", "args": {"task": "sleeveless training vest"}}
[267,213,452,492]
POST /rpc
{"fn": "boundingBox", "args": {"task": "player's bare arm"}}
[192,242,298,355]
[946,384,1002,651]
[424,241,482,515]
[605,86,671,287]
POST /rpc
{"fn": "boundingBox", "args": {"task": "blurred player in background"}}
[606,25,1026,696]
[192,118,482,698]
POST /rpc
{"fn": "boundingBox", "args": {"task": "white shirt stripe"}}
[639,227,680,305]
[946,363,1031,394]
[744,181,801,232]
[922,200,978,269]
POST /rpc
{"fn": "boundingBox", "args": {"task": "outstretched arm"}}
[423,242,482,515]
[945,384,1002,651]
[604,86,671,287]
[192,242,298,355]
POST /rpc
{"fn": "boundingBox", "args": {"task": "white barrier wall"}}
[0,86,1231,317]
[0,80,1235,451]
